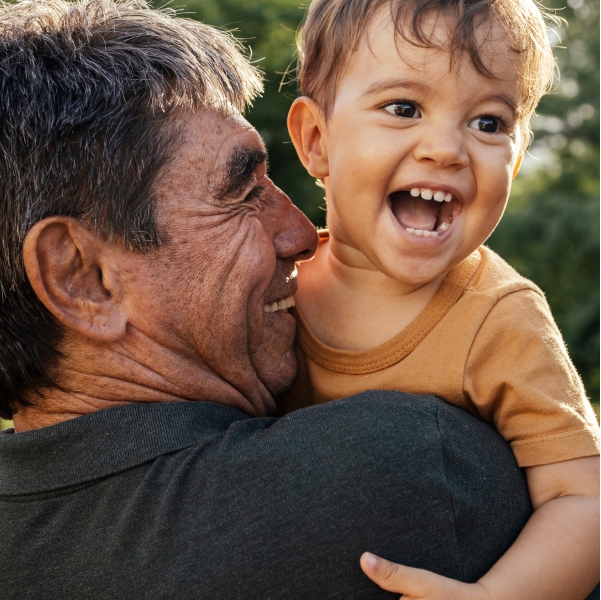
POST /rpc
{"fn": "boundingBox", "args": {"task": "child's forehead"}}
[298,0,555,151]
[352,7,521,87]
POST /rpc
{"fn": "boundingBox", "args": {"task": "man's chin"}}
[251,311,297,391]
[259,348,298,398]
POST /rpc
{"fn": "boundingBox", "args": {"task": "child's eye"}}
[468,116,501,133]
[384,102,420,119]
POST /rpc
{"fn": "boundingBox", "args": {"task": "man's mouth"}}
[263,295,295,313]
[389,186,461,238]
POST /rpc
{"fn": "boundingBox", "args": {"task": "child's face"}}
[320,12,522,286]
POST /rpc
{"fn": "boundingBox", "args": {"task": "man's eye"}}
[384,102,420,118]
[468,116,500,133]
[244,185,264,202]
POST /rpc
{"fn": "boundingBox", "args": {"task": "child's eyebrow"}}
[362,77,518,119]
[361,78,430,98]
[486,94,518,119]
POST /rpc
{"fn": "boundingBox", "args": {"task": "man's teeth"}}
[410,188,452,202]
[263,295,295,313]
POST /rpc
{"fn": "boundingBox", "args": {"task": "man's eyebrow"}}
[361,78,431,98]
[214,146,268,201]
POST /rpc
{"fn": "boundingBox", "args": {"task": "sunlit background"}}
[1,0,598,430]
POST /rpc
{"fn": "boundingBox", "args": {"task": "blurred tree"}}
[172,0,599,404]
[487,0,599,404]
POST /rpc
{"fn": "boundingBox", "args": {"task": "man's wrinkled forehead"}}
[169,109,267,200]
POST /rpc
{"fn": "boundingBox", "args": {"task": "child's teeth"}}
[407,188,453,202]
[404,228,439,238]
[438,221,450,232]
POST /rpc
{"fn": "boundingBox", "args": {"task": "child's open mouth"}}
[388,187,462,238]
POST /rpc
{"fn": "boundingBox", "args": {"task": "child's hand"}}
[360,552,491,600]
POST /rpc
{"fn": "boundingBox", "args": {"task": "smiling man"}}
[0,1,547,599]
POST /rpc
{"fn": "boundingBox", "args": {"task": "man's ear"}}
[287,97,329,179]
[512,155,523,179]
[22,216,128,342]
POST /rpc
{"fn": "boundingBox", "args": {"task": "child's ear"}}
[287,97,329,179]
[512,155,523,179]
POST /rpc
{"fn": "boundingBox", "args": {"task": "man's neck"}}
[13,326,264,433]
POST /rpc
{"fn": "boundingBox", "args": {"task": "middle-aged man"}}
[1,1,596,599]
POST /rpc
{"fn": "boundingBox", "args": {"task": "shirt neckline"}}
[295,236,481,375]
[0,401,248,496]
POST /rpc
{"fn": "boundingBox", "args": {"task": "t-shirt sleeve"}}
[463,288,600,467]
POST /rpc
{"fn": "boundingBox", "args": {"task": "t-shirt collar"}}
[0,401,248,496]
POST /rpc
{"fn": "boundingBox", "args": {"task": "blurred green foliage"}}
[175,0,599,406]
[487,0,599,403]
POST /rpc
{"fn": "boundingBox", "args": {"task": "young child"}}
[282,0,600,597]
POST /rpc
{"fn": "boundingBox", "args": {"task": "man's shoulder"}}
[0,395,532,599]
[221,392,523,500]
[189,392,450,481]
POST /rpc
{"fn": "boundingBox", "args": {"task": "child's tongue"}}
[390,192,438,231]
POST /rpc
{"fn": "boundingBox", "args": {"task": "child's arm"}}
[360,455,600,600]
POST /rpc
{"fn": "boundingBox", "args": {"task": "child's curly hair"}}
[297,0,558,151]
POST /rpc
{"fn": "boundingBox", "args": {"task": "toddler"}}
[282,0,600,597]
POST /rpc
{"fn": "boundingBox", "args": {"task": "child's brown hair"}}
[297,0,557,150]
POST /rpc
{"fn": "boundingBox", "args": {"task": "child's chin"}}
[382,243,456,280]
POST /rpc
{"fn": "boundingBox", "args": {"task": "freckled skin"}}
[15,110,318,431]
[130,112,316,411]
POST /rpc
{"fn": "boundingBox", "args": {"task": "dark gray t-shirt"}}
[0,392,535,599]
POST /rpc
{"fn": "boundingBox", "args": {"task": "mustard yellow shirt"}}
[279,244,600,467]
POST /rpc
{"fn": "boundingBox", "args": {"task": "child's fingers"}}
[360,552,432,596]
[359,552,489,600]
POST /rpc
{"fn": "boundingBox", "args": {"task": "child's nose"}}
[413,125,469,169]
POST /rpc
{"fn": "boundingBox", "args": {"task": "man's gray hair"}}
[0,0,263,418]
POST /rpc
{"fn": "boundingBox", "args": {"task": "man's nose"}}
[263,185,318,262]
[412,122,469,169]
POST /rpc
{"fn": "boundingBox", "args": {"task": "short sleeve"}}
[463,289,600,467]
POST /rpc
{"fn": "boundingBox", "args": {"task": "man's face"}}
[121,111,317,415]
[321,11,522,286]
